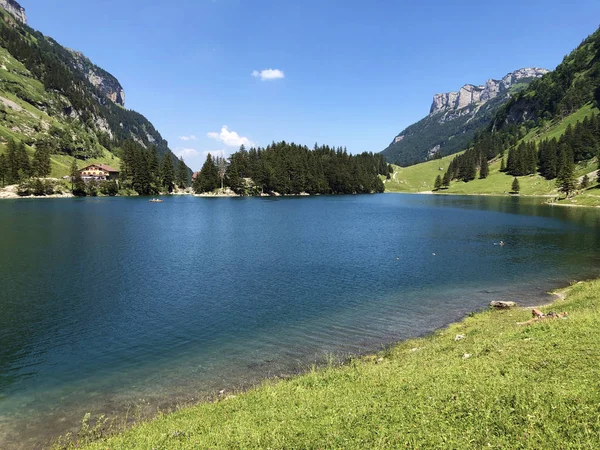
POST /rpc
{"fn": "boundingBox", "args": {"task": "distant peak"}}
[430,68,549,115]
[0,0,26,24]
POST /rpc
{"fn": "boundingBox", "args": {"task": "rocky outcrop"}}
[490,301,517,308]
[382,67,549,167]
[0,0,26,24]
[430,68,548,115]
[69,50,126,106]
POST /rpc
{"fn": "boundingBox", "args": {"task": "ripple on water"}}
[1,195,600,449]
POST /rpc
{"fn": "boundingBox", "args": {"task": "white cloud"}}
[179,135,197,141]
[203,149,227,158]
[207,126,254,147]
[251,69,285,81]
[174,148,200,158]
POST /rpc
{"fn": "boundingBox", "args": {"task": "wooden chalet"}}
[80,164,120,181]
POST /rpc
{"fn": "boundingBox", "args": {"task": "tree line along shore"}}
[431,112,600,199]
[0,139,391,198]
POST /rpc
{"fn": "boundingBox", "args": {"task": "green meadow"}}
[384,104,600,205]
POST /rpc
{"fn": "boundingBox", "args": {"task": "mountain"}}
[493,29,600,130]
[381,68,548,167]
[438,25,600,190]
[0,0,25,24]
[69,49,126,107]
[384,26,600,207]
[0,0,187,178]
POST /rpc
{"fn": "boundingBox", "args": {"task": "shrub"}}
[17,181,31,196]
[100,180,119,196]
[43,180,55,195]
[32,178,45,196]
[87,180,99,197]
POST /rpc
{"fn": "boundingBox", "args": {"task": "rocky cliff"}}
[381,68,548,167]
[0,0,188,173]
[69,50,125,106]
[0,0,26,24]
[430,68,548,115]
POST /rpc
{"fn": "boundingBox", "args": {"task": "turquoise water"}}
[0,194,599,448]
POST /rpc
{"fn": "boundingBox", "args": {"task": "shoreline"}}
[385,190,600,207]
[56,276,598,449]
[2,184,597,207]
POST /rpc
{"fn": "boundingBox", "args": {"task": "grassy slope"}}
[522,103,598,143]
[77,280,600,449]
[49,151,121,178]
[385,104,600,203]
[383,153,457,193]
[553,187,600,207]
[0,46,120,179]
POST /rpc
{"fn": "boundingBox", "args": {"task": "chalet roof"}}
[81,163,119,173]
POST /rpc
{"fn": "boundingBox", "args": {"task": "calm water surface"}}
[1,194,599,448]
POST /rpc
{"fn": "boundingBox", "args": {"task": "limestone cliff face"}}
[0,0,26,24]
[382,67,549,167]
[429,68,548,116]
[70,50,126,106]
[0,2,125,107]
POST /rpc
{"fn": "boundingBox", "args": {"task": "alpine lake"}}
[1,194,599,449]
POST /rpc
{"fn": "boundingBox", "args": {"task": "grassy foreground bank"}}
[74,281,600,449]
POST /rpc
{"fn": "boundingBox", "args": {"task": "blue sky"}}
[22,0,600,170]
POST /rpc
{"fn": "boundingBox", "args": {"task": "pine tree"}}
[71,160,86,197]
[557,159,577,198]
[433,175,442,191]
[500,157,506,172]
[515,142,527,176]
[527,142,538,174]
[442,170,451,188]
[506,148,515,174]
[32,143,51,177]
[460,152,477,182]
[6,139,20,183]
[597,151,600,187]
[511,177,520,194]
[217,156,227,190]
[176,157,189,189]
[538,138,559,179]
[132,150,153,195]
[0,153,7,186]
[69,159,78,191]
[119,140,135,184]
[32,178,45,196]
[194,153,219,193]
[16,141,31,179]
[160,154,175,192]
[580,174,590,190]
[148,146,160,185]
[226,151,247,195]
[479,156,489,179]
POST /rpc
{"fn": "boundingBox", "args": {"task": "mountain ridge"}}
[0,0,188,179]
[381,68,548,167]
[430,68,549,116]
[384,25,600,207]
[68,49,126,107]
[0,0,25,24]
